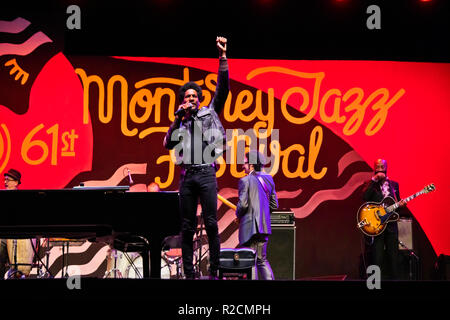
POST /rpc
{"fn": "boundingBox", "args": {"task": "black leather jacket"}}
[163,58,229,167]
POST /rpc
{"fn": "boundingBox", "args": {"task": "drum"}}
[125,254,172,279]
[6,239,36,277]
[105,250,172,279]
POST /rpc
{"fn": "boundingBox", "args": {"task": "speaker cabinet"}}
[436,254,450,280]
[267,225,296,280]
[398,218,413,250]
[397,218,422,280]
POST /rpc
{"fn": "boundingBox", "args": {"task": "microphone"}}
[174,108,185,117]
[127,168,134,185]
[174,103,193,116]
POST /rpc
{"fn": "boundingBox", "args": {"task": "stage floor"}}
[0,278,448,317]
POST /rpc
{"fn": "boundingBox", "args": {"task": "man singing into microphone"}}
[163,37,229,279]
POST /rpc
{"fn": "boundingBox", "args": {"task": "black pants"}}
[179,166,220,278]
[243,234,274,280]
[367,223,399,280]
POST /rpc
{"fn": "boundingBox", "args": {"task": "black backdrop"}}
[1,0,449,61]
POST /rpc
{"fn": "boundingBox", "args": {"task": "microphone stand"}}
[39,238,52,278]
[61,241,70,278]
[13,240,18,277]
[45,238,51,277]
[127,169,133,185]
[32,238,53,279]
[103,249,123,278]
[399,240,420,280]
[123,167,134,186]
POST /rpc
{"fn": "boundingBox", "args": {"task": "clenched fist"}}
[216,36,227,58]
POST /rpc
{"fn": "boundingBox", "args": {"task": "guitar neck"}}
[387,190,424,212]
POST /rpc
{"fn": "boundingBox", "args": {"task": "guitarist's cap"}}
[374,159,387,173]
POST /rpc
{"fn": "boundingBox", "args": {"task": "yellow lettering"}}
[342,87,365,135]
[129,89,153,124]
[248,67,324,127]
[280,143,306,178]
[319,88,346,123]
[155,153,175,189]
[278,126,326,179]
[73,63,405,187]
[365,88,405,136]
[308,126,327,179]
[138,127,169,140]
[281,87,311,125]
[235,89,254,122]
[229,129,246,179]
[253,89,275,138]
[215,155,226,178]
[75,68,104,125]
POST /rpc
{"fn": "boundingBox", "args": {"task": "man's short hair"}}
[246,150,267,172]
[179,82,203,103]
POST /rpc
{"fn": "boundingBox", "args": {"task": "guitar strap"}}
[256,174,271,203]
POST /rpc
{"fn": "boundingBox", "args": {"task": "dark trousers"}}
[367,224,399,280]
[244,234,274,280]
[179,166,220,278]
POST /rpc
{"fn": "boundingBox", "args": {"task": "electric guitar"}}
[356,183,435,236]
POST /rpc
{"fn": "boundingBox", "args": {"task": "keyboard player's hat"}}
[4,168,21,184]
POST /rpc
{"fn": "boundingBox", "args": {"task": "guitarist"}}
[362,159,406,280]
[236,151,278,280]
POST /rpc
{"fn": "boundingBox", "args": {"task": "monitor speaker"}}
[436,254,450,280]
[267,225,296,280]
[398,218,413,250]
[397,218,420,280]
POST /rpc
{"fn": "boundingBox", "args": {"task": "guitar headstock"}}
[424,183,436,193]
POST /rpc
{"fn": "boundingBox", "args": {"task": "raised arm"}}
[211,36,230,114]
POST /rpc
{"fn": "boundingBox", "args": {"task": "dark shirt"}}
[363,178,400,203]
[164,58,229,167]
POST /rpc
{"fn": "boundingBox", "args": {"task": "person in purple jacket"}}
[236,151,278,280]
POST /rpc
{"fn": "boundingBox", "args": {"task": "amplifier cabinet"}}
[398,218,413,250]
[267,224,296,280]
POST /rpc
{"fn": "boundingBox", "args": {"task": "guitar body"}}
[356,196,399,237]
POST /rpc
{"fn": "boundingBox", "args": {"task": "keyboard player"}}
[1,169,37,278]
